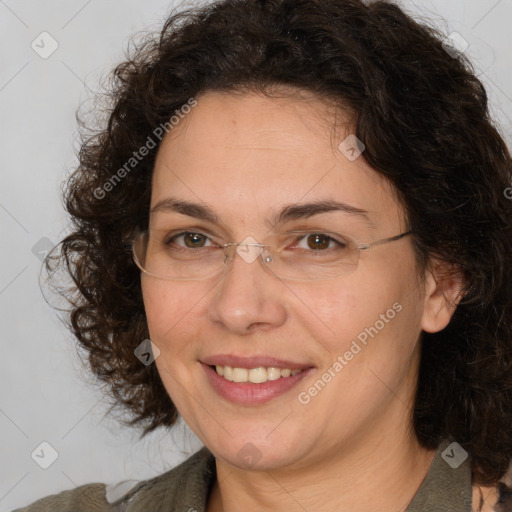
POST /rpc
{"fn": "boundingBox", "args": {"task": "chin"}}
[207,434,306,471]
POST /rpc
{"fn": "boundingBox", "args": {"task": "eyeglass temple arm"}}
[358,230,412,250]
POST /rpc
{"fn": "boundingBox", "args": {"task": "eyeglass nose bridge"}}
[220,240,272,266]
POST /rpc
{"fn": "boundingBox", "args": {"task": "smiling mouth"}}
[210,365,303,383]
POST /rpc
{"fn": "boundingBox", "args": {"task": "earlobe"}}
[420,261,465,334]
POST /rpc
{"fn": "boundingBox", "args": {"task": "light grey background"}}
[1,0,511,510]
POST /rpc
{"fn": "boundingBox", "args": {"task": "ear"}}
[420,259,465,333]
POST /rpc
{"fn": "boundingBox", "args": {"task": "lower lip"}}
[201,363,314,405]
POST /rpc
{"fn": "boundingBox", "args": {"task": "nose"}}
[207,246,287,335]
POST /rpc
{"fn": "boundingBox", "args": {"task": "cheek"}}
[141,280,207,407]
[305,281,423,417]
[141,279,207,352]
[291,276,396,335]
[297,263,422,362]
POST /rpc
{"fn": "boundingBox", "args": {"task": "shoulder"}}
[11,483,110,512]
[108,445,216,511]
[12,447,216,512]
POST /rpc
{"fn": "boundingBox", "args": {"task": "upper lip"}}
[201,354,314,370]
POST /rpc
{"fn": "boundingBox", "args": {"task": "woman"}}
[14,0,512,510]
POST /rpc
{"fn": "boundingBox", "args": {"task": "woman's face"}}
[141,89,437,470]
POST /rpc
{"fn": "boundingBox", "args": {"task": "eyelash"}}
[293,233,347,251]
[165,232,215,248]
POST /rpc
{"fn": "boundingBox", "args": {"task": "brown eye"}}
[183,233,208,248]
[306,234,331,250]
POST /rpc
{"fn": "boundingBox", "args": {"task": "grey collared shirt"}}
[15,438,508,512]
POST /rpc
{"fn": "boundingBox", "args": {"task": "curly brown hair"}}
[47,0,512,490]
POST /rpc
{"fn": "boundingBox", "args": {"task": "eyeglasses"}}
[132,227,412,282]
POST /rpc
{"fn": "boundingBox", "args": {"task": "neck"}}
[207,429,437,512]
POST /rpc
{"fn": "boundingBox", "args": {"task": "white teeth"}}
[213,365,303,383]
[232,368,248,382]
[248,367,267,383]
[223,366,234,381]
[266,367,282,381]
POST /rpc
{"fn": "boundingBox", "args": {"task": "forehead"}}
[150,89,405,231]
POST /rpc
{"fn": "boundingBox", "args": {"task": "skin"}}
[141,88,466,512]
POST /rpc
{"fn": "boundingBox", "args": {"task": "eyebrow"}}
[151,198,218,223]
[150,197,375,228]
[270,200,375,228]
